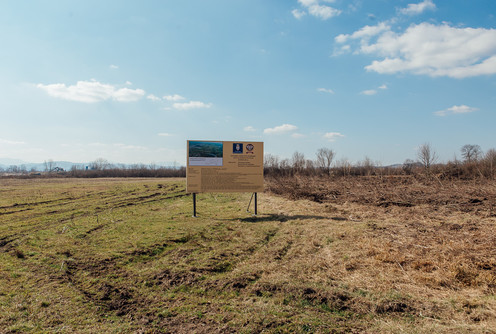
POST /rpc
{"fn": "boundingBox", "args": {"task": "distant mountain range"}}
[0,158,181,172]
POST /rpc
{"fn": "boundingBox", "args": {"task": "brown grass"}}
[265,174,496,332]
[1,177,496,333]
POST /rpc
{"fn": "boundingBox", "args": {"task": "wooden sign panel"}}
[186,141,264,193]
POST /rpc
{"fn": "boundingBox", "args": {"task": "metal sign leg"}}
[254,192,257,216]
[247,193,254,212]
[193,193,197,217]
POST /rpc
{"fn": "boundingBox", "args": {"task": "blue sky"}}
[1,0,495,166]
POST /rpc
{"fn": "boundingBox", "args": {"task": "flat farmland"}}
[1,177,496,333]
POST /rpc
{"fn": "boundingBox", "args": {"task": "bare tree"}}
[356,156,375,176]
[461,144,482,163]
[305,159,315,172]
[264,154,280,169]
[291,151,305,173]
[315,148,335,175]
[485,148,496,164]
[335,158,351,176]
[485,148,496,178]
[417,143,438,170]
[44,159,56,173]
[90,158,111,170]
[280,158,290,170]
[402,159,416,175]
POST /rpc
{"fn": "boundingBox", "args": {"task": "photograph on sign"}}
[186,140,263,193]
[232,143,243,154]
[188,141,223,166]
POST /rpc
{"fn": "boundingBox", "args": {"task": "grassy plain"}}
[1,177,496,333]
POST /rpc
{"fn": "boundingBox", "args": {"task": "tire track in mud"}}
[0,188,188,250]
[203,220,290,293]
[0,187,182,218]
[56,235,201,321]
[214,212,341,295]
[56,226,285,325]
[0,191,109,212]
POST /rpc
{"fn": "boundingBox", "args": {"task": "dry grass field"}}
[1,176,496,333]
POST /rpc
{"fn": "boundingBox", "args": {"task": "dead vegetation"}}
[265,174,496,331]
[1,177,496,333]
[266,174,496,216]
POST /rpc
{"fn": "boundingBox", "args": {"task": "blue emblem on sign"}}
[233,143,243,154]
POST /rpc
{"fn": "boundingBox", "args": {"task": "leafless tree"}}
[485,148,496,178]
[315,148,335,175]
[356,156,376,176]
[264,154,280,169]
[90,158,112,170]
[44,159,56,173]
[461,144,482,163]
[280,158,290,170]
[305,159,315,173]
[335,158,351,176]
[485,149,496,164]
[417,143,438,170]
[291,151,305,173]
[402,159,416,175]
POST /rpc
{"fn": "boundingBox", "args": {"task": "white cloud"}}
[158,133,173,137]
[361,89,377,95]
[37,80,145,103]
[173,101,212,110]
[434,105,478,116]
[361,84,387,95]
[291,133,305,139]
[244,126,256,132]
[335,22,390,44]
[147,94,161,101]
[110,64,119,69]
[399,0,436,16]
[298,0,317,6]
[0,138,25,145]
[263,124,298,134]
[323,132,345,141]
[332,44,351,56]
[295,0,341,20]
[318,88,335,94]
[337,22,496,78]
[112,87,145,102]
[308,4,341,20]
[163,94,185,101]
[292,9,306,19]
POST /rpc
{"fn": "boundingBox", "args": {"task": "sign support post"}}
[254,192,258,215]
[192,193,197,217]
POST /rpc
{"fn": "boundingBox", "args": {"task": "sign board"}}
[186,141,264,193]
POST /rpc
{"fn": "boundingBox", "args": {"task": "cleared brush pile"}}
[266,174,496,216]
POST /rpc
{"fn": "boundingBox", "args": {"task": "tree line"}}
[264,144,496,180]
[2,144,495,180]
[0,158,185,178]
